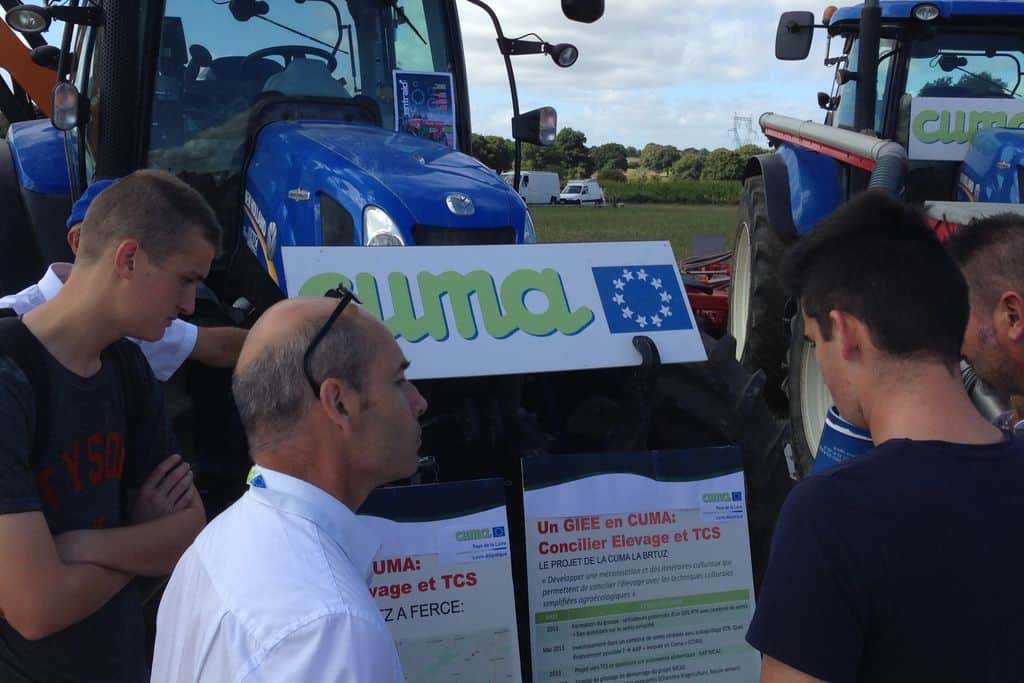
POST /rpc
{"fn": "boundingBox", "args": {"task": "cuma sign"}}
[909,96,1024,161]
[282,242,706,379]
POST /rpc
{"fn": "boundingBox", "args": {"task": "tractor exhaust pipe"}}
[853,0,881,133]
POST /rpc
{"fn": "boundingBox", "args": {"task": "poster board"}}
[360,479,522,681]
[393,70,457,150]
[281,241,707,379]
[909,96,1024,161]
[523,448,760,682]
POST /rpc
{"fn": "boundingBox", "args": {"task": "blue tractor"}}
[0,0,795,626]
[728,0,1024,474]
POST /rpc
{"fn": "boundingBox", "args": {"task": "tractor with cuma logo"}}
[0,0,793,640]
[727,0,1024,475]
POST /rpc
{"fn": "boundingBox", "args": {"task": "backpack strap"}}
[0,316,51,470]
[0,314,145,473]
[108,340,143,433]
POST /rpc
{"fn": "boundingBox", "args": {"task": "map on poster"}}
[394,627,517,682]
[523,448,760,683]
[359,480,521,682]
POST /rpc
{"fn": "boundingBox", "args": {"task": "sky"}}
[459,0,839,151]
[12,0,841,151]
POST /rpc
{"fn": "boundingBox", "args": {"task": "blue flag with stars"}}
[591,264,694,334]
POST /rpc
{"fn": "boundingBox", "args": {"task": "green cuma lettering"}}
[913,108,1024,146]
[298,268,594,341]
[913,109,942,144]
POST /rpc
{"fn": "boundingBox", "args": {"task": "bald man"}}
[948,214,1024,400]
[152,292,427,682]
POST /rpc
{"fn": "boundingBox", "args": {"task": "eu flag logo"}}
[592,264,693,334]
[731,491,743,502]
[492,526,506,538]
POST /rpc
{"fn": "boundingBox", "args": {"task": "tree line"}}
[471,129,769,184]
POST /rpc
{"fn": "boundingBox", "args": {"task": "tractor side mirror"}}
[512,106,557,146]
[776,11,815,60]
[561,0,604,24]
[817,91,840,111]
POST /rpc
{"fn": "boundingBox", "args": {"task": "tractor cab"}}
[814,2,1024,202]
[56,0,497,308]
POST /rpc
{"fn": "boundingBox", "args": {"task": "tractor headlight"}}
[912,3,940,21]
[522,209,538,244]
[364,206,405,246]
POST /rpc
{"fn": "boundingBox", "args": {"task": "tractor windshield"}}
[146,0,453,214]
[905,31,1024,99]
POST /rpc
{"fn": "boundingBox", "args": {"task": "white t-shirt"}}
[0,264,198,381]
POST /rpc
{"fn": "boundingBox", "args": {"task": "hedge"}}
[600,179,741,205]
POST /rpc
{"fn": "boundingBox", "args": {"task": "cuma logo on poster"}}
[454,526,506,542]
[702,492,743,503]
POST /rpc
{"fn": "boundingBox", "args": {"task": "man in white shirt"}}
[153,290,428,681]
[0,178,246,380]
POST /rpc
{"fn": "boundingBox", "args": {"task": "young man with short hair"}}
[0,178,246,379]
[746,191,1024,682]
[0,170,214,681]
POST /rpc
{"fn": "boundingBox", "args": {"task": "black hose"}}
[866,145,905,195]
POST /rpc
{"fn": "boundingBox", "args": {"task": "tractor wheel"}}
[650,333,793,593]
[785,311,832,478]
[728,176,793,411]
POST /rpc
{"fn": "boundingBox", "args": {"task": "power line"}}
[728,113,755,148]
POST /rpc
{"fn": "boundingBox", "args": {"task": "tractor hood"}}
[246,121,525,243]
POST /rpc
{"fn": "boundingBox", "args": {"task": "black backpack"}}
[0,309,142,469]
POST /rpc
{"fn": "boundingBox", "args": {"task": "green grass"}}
[531,204,737,260]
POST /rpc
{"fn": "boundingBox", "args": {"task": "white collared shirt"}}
[152,467,405,683]
[0,264,198,380]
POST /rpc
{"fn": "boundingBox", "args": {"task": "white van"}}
[558,179,605,206]
[501,171,561,205]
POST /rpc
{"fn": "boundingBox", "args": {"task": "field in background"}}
[531,204,737,260]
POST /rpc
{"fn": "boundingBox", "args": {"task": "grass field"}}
[530,204,737,260]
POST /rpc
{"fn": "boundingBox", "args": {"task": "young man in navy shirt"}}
[746,191,1024,682]
[0,170,214,681]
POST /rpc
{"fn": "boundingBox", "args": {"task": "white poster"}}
[523,449,760,683]
[282,242,707,379]
[359,480,521,682]
[909,96,1024,161]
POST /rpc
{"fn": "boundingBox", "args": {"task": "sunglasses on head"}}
[303,284,362,399]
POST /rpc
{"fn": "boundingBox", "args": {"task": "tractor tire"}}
[728,176,793,411]
[650,333,793,593]
[785,311,832,478]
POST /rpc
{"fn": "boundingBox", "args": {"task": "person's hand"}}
[130,454,195,525]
